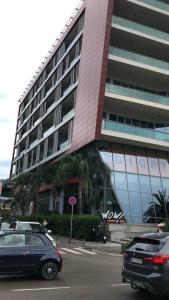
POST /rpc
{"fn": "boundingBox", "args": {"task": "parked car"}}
[0,230,62,280]
[122,232,169,295]
[1,222,10,231]
[9,221,56,247]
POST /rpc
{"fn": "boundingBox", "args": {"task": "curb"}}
[55,236,123,254]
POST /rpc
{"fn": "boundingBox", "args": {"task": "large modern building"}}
[10,0,169,224]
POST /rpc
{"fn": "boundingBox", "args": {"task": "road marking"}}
[74,247,97,255]
[60,250,67,254]
[61,247,82,254]
[13,287,70,292]
[111,284,130,287]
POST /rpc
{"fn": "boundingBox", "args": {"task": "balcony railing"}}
[105,83,169,106]
[59,140,69,150]
[109,47,169,71]
[112,16,169,42]
[138,0,169,13]
[43,126,54,138]
[102,119,169,142]
[62,109,74,122]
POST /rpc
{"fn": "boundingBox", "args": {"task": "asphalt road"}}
[0,243,166,300]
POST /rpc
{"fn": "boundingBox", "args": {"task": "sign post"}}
[68,196,77,243]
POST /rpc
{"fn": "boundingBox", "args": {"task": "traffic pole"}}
[69,204,74,243]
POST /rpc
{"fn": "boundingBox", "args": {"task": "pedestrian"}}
[43,219,48,228]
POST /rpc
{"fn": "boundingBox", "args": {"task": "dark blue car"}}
[0,231,62,280]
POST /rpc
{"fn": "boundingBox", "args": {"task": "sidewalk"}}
[54,235,123,254]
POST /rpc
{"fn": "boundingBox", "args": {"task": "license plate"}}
[130,257,143,264]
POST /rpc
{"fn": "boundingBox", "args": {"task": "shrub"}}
[6,214,101,241]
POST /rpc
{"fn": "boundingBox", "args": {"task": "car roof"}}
[15,221,41,225]
[0,230,44,235]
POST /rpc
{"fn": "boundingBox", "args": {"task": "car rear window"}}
[127,237,162,253]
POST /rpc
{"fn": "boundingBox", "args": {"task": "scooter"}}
[93,225,107,243]
[102,234,107,244]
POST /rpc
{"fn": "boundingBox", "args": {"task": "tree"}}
[29,164,55,214]
[52,153,92,215]
[13,164,55,215]
[13,172,32,215]
[81,146,112,212]
[144,190,169,223]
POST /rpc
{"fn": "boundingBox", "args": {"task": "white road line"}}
[13,287,70,292]
[61,247,82,254]
[74,247,97,255]
[60,250,67,255]
[111,284,130,287]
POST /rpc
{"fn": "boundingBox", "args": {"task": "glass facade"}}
[100,148,169,224]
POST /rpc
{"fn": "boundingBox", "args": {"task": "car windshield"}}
[17,223,46,233]
[1,223,10,230]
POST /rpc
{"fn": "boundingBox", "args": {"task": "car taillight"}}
[123,251,128,260]
[144,255,169,265]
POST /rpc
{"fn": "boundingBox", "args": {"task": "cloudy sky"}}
[0,0,80,179]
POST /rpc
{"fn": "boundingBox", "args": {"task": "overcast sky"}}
[0,0,81,179]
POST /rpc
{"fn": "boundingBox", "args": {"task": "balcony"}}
[43,126,54,138]
[102,119,169,143]
[62,109,74,122]
[109,47,169,72]
[59,140,69,151]
[112,16,169,43]
[105,83,169,106]
[137,0,169,13]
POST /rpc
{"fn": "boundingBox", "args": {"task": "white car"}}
[9,221,56,247]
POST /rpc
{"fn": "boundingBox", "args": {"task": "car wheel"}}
[40,261,58,280]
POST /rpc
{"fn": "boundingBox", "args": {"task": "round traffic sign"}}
[68,196,77,206]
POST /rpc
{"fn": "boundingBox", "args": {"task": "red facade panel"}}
[71,0,114,152]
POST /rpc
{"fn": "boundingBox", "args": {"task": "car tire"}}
[40,261,58,280]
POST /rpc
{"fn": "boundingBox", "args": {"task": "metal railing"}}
[139,0,169,13]
[105,83,169,106]
[112,16,169,42]
[102,119,169,142]
[109,46,169,71]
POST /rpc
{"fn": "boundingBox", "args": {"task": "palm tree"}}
[144,190,169,223]
[13,172,32,215]
[29,164,55,214]
[52,153,92,215]
[81,146,111,212]
[13,164,55,215]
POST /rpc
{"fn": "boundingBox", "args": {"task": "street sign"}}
[68,196,77,243]
[68,196,77,206]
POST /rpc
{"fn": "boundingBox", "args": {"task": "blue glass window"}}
[139,175,151,193]
[150,177,162,194]
[161,178,169,194]
[116,190,131,223]
[115,172,127,190]
[127,173,139,192]
[129,192,143,224]
[141,193,153,222]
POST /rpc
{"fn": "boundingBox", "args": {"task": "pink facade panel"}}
[71,0,114,152]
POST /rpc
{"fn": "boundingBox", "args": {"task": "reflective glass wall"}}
[99,145,169,224]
